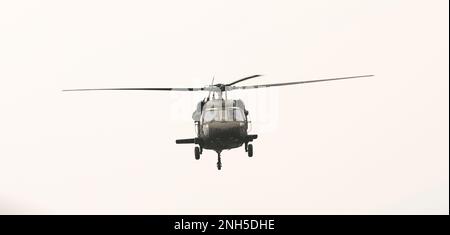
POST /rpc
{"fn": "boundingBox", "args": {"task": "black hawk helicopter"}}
[64,74,373,170]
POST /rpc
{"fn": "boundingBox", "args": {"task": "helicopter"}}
[64,74,373,170]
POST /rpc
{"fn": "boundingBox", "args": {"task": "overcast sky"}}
[0,0,448,214]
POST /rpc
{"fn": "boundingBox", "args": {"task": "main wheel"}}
[217,161,222,170]
[247,144,253,157]
[194,147,200,160]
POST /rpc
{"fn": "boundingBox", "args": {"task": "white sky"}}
[0,0,448,214]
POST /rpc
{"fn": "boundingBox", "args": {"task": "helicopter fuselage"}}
[199,120,247,151]
[176,98,257,154]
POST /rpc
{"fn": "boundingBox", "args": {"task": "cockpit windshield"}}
[226,107,245,122]
[203,108,220,122]
[202,107,246,123]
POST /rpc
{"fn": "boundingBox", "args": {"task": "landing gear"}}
[194,146,200,160]
[247,144,253,157]
[217,152,222,170]
[217,161,222,170]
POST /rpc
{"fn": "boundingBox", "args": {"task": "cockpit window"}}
[202,107,245,122]
[203,108,221,122]
[225,107,245,121]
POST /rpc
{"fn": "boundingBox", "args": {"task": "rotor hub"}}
[214,83,227,91]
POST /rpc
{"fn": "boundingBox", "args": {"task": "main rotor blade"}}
[208,76,215,99]
[229,75,373,90]
[63,87,207,92]
[226,74,263,86]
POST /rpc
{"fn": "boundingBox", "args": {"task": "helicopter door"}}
[194,121,200,136]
